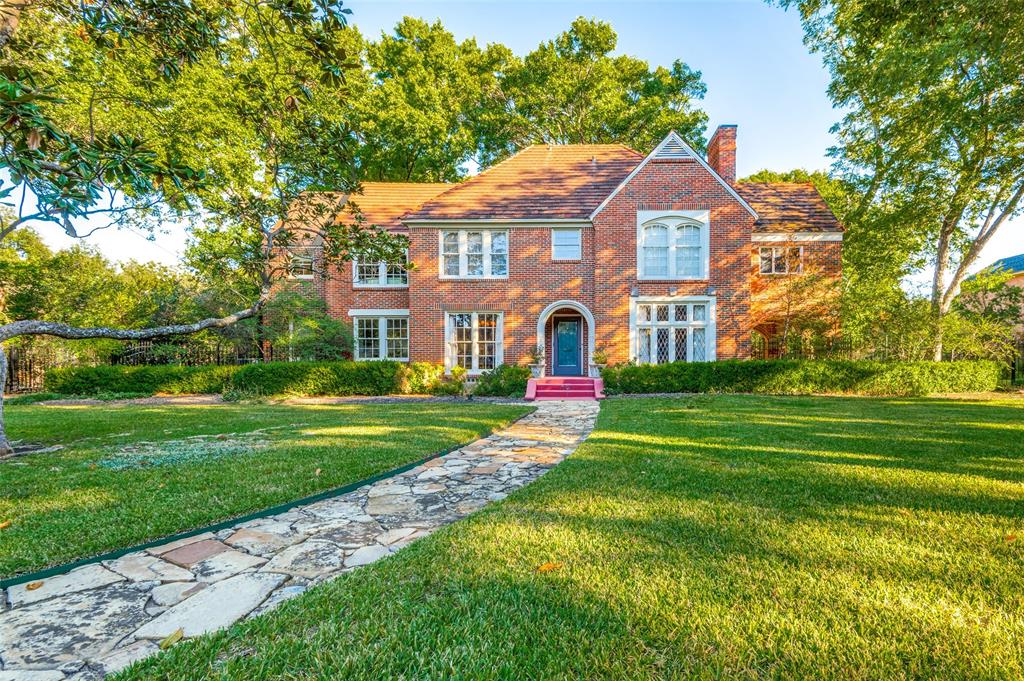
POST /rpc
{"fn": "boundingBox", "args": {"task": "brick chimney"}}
[707,124,737,184]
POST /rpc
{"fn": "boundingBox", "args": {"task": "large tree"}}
[781,0,1024,358]
[0,0,405,453]
[482,17,708,163]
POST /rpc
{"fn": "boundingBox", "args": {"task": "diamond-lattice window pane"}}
[656,305,669,322]
[693,328,706,361]
[674,304,687,321]
[656,328,670,364]
[693,304,706,321]
[638,305,652,322]
[638,328,651,363]
[675,327,687,362]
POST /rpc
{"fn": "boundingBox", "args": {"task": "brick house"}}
[298,127,843,378]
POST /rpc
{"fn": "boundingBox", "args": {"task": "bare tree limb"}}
[0,295,269,343]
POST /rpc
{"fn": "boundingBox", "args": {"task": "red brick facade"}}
[306,129,843,374]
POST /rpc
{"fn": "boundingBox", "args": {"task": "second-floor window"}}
[639,217,707,280]
[552,228,582,260]
[287,250,316,280]
[354,253,408,287]
[441,230,508,278]
[759,246,802,274]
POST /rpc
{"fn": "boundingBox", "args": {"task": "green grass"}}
[0,401,529,578]
[120,394,1024,679]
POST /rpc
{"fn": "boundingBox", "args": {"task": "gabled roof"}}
[735,182,843,233]
[403,145,644,221]
[589,130,759,220]
[343,182,452,230]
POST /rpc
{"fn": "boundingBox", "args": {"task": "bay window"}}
[354,316,409,361]
[634,300,713,364]
[446,312,502,372]
[441,230,508,278]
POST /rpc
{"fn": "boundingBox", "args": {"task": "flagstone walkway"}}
[0,400,599,680]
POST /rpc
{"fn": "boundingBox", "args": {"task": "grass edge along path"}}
[1,401,531,579]
[118,394,1024,680]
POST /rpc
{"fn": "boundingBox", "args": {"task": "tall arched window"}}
[639,216,706,279]
[642,224,669,277]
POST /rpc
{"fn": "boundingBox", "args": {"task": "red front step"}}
[526,377,605,401]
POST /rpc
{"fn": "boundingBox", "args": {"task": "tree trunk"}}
[0,346,10,456]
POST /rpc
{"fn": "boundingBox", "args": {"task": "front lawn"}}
[122,394,1024,679]
[0,400,529,578]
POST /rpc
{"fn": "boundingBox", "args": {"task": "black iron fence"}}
[3,340,272,394]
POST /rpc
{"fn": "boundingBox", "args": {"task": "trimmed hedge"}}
[473,364,531,397]
[599,359,1002,397]
[228,361,402,396]
[43,360,464,398]
[44,365,239,396]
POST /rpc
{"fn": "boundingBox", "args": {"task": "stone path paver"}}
[0,400,598,679]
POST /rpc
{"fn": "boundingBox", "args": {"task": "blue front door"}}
[554,319,582,376]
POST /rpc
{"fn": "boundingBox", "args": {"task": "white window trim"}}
[629,296,717,363]
[437,230,509,280]
[443,311,505,375]
[752,232,842,242]
[351,312,410,362]
[636,210,710,281]
[352,252,409,289]
[759,246,804,275]
[551,228,582,261]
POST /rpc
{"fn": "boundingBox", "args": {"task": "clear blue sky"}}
[38,0,1021,275]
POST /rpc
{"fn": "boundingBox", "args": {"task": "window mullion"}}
[459,232,467,277]
[471,312,479,371]
[483,231,491,277]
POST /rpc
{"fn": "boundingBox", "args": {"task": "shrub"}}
[42,361,465,398]
[44,365,239,395]
[473,364,531,397]
[399,362,447,394]
[229,361,402,396]
[599,359,1002,397]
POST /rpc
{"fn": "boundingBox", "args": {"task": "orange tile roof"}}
[404,145,644,221]
[341,182,452,231]
[735,182,843,232]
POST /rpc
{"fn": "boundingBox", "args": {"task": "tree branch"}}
[0,295,269,343]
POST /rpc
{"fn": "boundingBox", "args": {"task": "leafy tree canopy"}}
[779,0,1024,357]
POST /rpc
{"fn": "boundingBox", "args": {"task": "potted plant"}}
[527,345,545,378]
[590,347,609,377]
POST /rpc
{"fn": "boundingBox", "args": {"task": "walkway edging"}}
[0,400,599,679]
[0,405,536,591]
